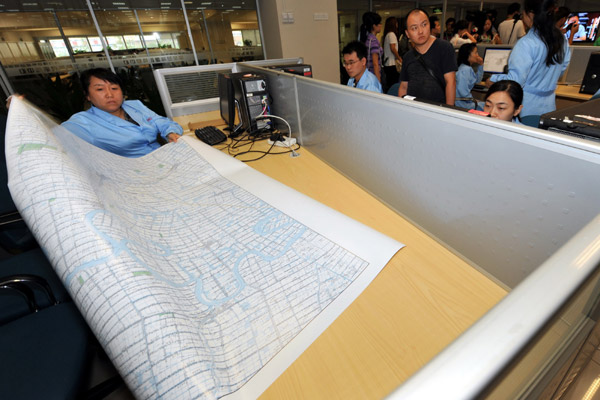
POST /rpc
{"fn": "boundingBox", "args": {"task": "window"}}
[49,39,69,57]
[69,37,92,53]
[123,35,143,49]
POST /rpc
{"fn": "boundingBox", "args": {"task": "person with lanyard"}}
[359,12,384,84]
[498,2,526,45]
[62,68,183,158]
[486,0,571,123]
[342,41,382,93]
[398,8,457,105]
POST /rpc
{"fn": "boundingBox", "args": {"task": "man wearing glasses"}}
[342,41,383,93]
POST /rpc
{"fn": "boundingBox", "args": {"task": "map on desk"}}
[6,98,403,400]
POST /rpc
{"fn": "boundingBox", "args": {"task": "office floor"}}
[563,346,600,400]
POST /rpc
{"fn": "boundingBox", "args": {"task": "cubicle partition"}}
[154,62,600,398]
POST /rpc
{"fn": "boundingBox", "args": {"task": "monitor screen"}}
[564,12,600,43]
[483,48,512,74]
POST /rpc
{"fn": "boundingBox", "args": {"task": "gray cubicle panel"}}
[239,63,600,289]
[560,46,599,85]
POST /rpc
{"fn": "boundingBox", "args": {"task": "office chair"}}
[521,115,541,128]
[0,248,71,324]
[387,82,400,96]
[0,250,125,400]
[455,97,479,110]
[0,272,92,399]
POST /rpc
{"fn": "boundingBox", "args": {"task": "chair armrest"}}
[0,274,59,310]
[0,210,24,227]
[0,281,37,312]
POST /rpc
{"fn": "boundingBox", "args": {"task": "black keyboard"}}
[194,126,227,145]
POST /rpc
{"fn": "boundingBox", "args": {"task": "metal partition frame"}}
[153,58,304,118]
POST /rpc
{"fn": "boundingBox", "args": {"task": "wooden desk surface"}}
[555,84,593,101]
[176,112,507,399]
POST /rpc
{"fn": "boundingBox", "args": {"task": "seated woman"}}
[479,18,502,44]
[455,43,484,109]
[483,80,523,123]
[450,20,477,48]
[62,68,183,158]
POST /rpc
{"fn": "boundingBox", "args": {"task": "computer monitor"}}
[580,52,600,94]
[218,73,236,133]
[266,64,313,78]
[483,47,512,74]
[564,12,600,43]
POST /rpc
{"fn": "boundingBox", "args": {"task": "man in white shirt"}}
[498,2,526,45]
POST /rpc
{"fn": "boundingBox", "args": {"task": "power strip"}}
[267,136,297,147]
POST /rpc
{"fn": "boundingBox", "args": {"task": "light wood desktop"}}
[555,84,594,109]
[176,112,508,399]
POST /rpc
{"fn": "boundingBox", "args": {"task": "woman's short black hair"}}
[457,43,477,66]
[80,68,122,96]
[485,80,524,108]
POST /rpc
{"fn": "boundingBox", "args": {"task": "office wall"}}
[258,0,339,83]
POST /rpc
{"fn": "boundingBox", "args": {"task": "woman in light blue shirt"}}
[62,68,183,158]
[455,43,484,109]
[487,0,570,118]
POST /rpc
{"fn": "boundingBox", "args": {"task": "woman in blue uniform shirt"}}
[486,0,570,119]
[455,43,484,109]
[62,68,183,158]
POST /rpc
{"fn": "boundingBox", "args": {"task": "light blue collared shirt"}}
[455,64,483,109]
[62,100,183,158]
[347,69,382,93]
[490,29,571,117]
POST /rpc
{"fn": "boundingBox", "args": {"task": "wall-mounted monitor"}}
[564,12,600,43]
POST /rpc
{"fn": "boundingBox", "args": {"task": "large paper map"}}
[6,99,402,399]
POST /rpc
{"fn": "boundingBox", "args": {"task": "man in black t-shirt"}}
[398,8,457,105]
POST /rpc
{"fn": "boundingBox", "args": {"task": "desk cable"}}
[217,114,300,162]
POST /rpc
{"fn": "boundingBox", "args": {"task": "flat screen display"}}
[483,47,512,74]
[563,12,600,43]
